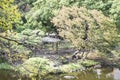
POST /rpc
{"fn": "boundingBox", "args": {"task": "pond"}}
[0,70,30,80]
[43,67,120,80]
[0,67,120,80]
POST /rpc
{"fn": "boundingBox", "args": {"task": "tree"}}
[0,0,25,64]
[0,0,21,31]
[79,0,113,16]
[16,0,114,33]
[14,0,37,12]
[23,0,79,32]
[110,0,120,30]
[52,7,118,55]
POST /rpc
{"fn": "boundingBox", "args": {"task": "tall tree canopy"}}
[110,0,120,29]
[14,0,120,34]
[0,0,21,31]
[23,0,79,32]
[52,7,118,53]
[22,0,111,32]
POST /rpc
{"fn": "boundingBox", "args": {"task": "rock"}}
[64,76,75,79]
[94,64,101,68]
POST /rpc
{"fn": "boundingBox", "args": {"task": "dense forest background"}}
[0,0,120,78]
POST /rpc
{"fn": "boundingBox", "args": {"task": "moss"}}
[81,60,99,67]
[18,57,54,77]
[59,62,83,72]
[0,63,14,70]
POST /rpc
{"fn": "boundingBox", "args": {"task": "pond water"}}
[0,70,30,80]
[0,67,120,80]
[43,67,120,80]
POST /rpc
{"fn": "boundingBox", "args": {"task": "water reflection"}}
[0,69,31,80]
[75,67,120,80]
[106,68,120,80]
[94,69,102,79]
[113,68,120,80]
[0,68,120,80]
[44,68,119,80]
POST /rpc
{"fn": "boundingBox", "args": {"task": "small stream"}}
[0,67,120,80]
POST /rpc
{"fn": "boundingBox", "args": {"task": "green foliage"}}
[0,31,33,63]
[59,63,83,72]
[15,0,120,34]
[0,0,21,31]
[0,26,44,64]
[0,57,7,63]
[22,0,82,32]
[79,0,113,16]
[15,0,118,34]
[52,6,118,53]
[18,57,53,77]
[81,60,99,67]
[58,60,98,72]
[24,0,58,32]
[110,0,120,29]
[0,63,14,70]
[12,29,44,45]
[15,0,37,11]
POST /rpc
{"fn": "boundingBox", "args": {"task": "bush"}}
[0,63,14,70]
[18,57,54,77]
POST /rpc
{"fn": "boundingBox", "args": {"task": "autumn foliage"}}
[52,7,118,52]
